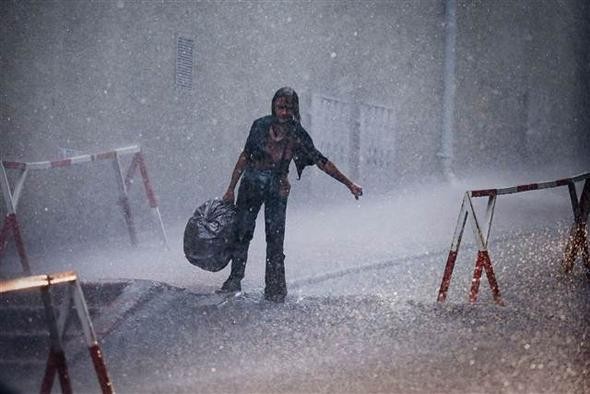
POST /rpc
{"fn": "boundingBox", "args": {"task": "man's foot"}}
[216,279,241,294]
[264,293,286,303]
[216,290,242,300]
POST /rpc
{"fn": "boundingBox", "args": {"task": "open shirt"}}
[243,115,328,179]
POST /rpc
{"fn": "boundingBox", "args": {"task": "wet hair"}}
[271,86,301,122]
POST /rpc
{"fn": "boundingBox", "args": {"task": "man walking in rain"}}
[219,87,363,302]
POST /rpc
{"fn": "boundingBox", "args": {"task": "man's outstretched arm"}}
[317,160,363,199]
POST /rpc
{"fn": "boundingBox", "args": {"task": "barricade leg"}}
[0,214,31,274]
[563,223,589,272]
[40,286,72,394]
[136,151,169,249]
[0,215,12,260]
[11,214,31,274]
[583,234,590,270]
[466,194,503,305]
[437,250,458,303]
[469,251,503,304]
[113,154,138,246]
[35,278,114,394]
[563,179,589,272]
[119,196,138,246]
[469,252,484,303]
[89,344,113,394]
[41,350,71,394]
[480,250,503,304]
[43,283,74,392]
[124,153,139,192]
[72,280,114,394]
[437,195,468,303]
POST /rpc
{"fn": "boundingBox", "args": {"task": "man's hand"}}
[278,177,291,197]
[349,183,363,200]
[222,189,235,204]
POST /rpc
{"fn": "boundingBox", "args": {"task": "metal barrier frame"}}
[437,172,590,304]
[0,145,169,274]
[0,271,115,394]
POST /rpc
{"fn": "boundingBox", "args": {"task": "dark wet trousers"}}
[226,168,288,298]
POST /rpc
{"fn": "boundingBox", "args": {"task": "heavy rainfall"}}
[0,1,589,393]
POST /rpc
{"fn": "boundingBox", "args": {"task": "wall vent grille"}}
[176,36,194,88]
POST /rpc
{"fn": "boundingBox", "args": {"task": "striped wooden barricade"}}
[0,271,114,394]
[437,172,590,304]
[0,145,169,274]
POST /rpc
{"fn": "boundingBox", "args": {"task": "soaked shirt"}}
[243,115,328,178]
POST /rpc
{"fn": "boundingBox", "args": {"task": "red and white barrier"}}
[0,271,115,394]
[0,145,169,274]
[437,172,590,304]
